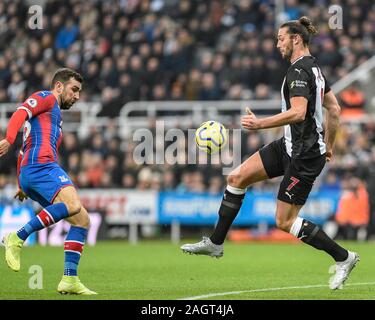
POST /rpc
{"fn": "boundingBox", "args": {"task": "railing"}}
[1,52,374,138]
[116,55,375,137]
[2,99,375,141]
[118,100,281,138]
[331,55,375,112]
[0,102,103,139]
[331,55,375,94]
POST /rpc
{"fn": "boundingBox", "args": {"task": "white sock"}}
[289,217,304,237]
[226,185,246,195]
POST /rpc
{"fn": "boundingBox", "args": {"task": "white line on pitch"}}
[179,281,375,300]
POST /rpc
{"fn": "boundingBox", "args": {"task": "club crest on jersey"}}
[26,98,37,108]
[59,175,69,183]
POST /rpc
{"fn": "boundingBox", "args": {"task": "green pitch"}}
[0,240,374,300]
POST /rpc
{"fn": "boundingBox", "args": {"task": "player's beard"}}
[282,42,293,61]
[59,93,75,110]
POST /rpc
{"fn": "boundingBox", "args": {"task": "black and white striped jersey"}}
[281,55,331,159]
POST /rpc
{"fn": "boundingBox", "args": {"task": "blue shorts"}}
[19,162,74,207]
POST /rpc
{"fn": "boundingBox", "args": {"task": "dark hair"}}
[280,16,318,46]
[51,68,83,89]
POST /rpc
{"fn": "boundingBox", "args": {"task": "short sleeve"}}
[17,91,55,119]
[287,68,311,99]
[322,74,331,94]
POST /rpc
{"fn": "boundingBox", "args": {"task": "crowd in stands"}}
[1,0,374,115]
[0,1,375,233]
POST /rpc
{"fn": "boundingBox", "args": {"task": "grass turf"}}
[0,240,374,300]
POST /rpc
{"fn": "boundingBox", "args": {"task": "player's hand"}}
[241,107,262,130]
[14,189,28,202]
[326,148,333,162]
[0,139,11,157]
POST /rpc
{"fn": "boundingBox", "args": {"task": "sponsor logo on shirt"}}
[38,91,50,97]
[290,80,308,89]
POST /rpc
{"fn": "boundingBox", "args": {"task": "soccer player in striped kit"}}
[181,17,359,290]
[0,68,96,295]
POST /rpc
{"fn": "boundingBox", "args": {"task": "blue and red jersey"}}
[17,91,63,167]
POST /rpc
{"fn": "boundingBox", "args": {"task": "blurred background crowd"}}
[0,0,373,112]
[0,0,375,236]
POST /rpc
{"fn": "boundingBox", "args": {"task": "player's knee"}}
[69,207,90,228]
[227,174,247,189]
[276,217,293,232]
[79,207,90,228]
[66,202,82,216]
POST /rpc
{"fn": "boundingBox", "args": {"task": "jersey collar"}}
[291,55,313,65]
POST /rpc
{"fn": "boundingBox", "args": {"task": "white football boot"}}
[329,251,360,290]
[181,237,223,258]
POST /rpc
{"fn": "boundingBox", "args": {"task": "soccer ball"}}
[195,121,227,154]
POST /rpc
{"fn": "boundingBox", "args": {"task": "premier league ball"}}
[195,121,227,154]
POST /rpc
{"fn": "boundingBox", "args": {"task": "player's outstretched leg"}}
[181,152,268,257]
[181,185,245,257]
[57,205,97,295]
[2,202,69,271]
[289,217,360,290]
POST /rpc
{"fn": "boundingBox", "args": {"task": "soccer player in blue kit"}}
[0,68,96,295]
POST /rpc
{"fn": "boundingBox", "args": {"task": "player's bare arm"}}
[323,90,341,162]
[241,97,307,130]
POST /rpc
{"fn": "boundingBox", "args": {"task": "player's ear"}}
[294,34,302,45]
[55,81,64,94]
